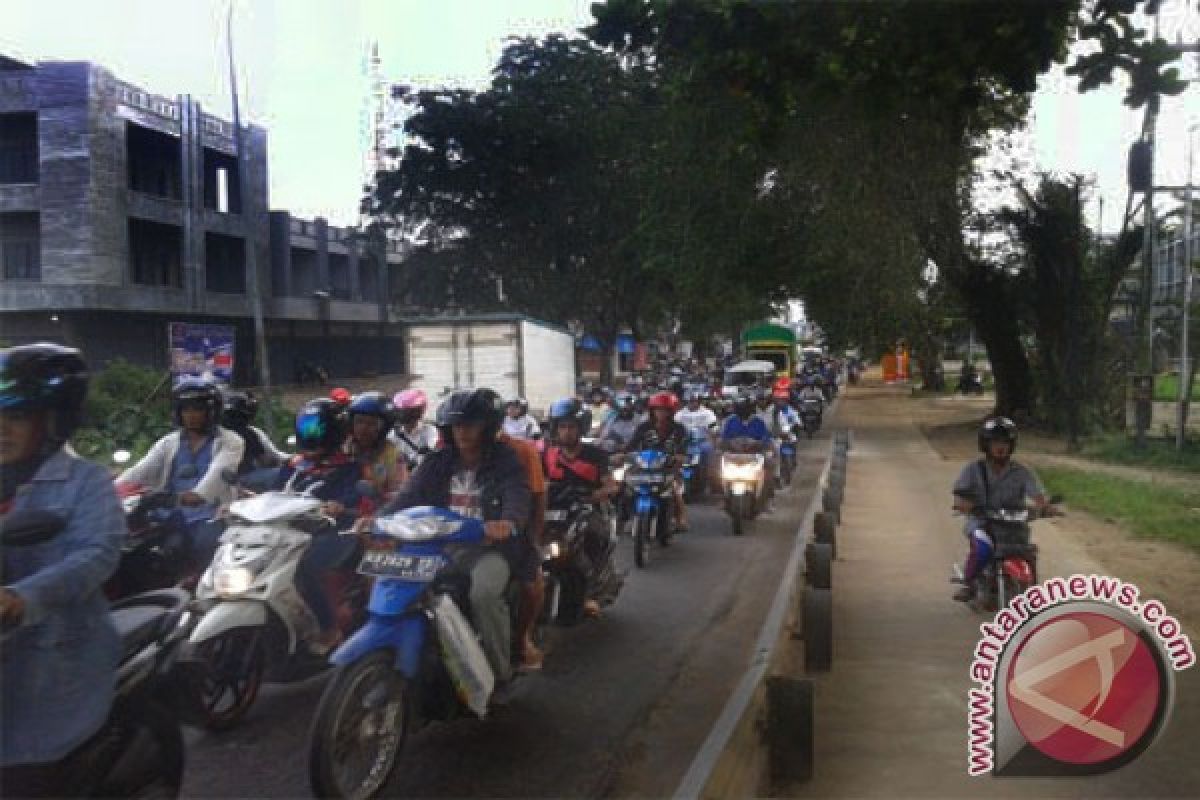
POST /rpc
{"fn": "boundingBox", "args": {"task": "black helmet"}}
[0,342,89,445]
[348,391,395,439]
[436,388,504,438]
[734,394,756,418]
[172,377,222,429]
[978,416,1018,454]
[548,397,592,437]
[506,396,529,415]
[221,390,259,429]
[295,398,349,453]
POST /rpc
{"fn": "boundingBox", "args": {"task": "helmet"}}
[648,391,680,413]
[734,394,756,418]
[435,388,504,438]
[330,387,352,406]
[348,391,395,439]
[506,397,529,415]
[172,377,221,430]
[978,416,1018,454]
[221,390,259,428]
[295,398,349,453]
[393,388,427,410]
[0,342,89,445]
[548,397,592,436]
[774,377,791,393]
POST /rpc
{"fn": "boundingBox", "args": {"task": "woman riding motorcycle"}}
[0,344,124,797]
[345,391,405,503]
[390,388,440,471]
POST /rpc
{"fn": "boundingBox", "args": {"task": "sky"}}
[3,0,1197,230]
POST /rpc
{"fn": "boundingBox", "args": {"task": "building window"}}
[291,247,318,297]
[203,147,242,214]
[0,212,40,280]
[126,122,182,199]
[0,113,38,184]
[205,232,246,293]
[129,218,182,287]
[330,252,351,300]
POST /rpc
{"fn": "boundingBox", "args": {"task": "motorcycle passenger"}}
[275,399,365,652]
[544,398,620,616]
[0,344,124,797]
[502,397,542,441]
[599,392,642,454]
[629,391,690,532]
[346,391,406,503]
[382,389,532,685]
[951,417,1053,603]
[221,390,288,491]
[390,388,440,471]
[117,377,244,570]
[675,391,719,489]
[796,378,825,420]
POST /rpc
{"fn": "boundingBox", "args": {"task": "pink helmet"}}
[393,388,428,410]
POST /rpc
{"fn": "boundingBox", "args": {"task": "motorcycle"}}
[779,433,798,487]
[799,399,823,438]
[108,480,198,601]
[957,369,985,396]
[307,507,523,800]
[720,439,768,536]
[624,448,676,568]
[1,510,196,798]
[542,484,620,625]
[185,476,369,730]
[952,501,1061,612]
[681,430,709,502]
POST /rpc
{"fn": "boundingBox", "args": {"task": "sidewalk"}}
[789,384,1199,798]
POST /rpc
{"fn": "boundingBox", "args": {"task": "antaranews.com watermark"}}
[967,574,1194,777]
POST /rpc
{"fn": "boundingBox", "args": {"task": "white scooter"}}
[185,474,368,730]
[720,437,769,536]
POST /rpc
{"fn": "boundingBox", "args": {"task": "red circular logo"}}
[1006,612,1162,766]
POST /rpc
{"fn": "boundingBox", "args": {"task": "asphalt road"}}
[181,436,832,799]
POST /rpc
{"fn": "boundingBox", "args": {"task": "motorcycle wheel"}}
[634,514,651,568]
[656,505,672,548]
[731,494,745,536]
[195,627,265,731]
[781,458,793,487]
[309,651,407,800]
[94,700,185,799]
[556,568,587,626]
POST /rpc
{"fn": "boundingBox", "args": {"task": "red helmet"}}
[773,377,792,394]
[330,387,352,406]
[648,391,680,412]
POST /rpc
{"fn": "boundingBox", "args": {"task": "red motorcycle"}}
[953,501,1062,612]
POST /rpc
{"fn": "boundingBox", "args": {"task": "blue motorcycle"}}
[625,448,675,568]
[779,435,798,487]
[307,507,514,799]
[681,430,710,502]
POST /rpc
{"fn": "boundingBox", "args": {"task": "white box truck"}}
[403,314,577,417]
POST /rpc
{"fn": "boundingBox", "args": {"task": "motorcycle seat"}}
[109,588,189,661]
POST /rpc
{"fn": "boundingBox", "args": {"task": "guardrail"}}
[673,417,853,799]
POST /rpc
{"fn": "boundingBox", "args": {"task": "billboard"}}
[168,322,235,385]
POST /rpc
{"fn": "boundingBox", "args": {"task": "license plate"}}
[545,510,569,521]
[358,550,445,581]
[629,473,665,485]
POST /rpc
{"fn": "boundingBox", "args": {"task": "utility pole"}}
[1178,124,1197,451]
[227,1,274,436]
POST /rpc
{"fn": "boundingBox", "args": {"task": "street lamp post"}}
[1177,123,1197,451]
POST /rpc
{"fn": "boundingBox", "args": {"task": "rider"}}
[951,417,1053,603]
[719,394,776,509]
[0,345,125,796]
[495,423,548,672]
[796,377,826,419]
[117,377,244,569]
[220,390,288,489]
[629,391,690,532]
[598,392,642,453]
[544,398,620,616]
[345,391,406,503]
[585,387,611,436]
[274,398,365,652]
[502,397,542,441]
[382,389,532,685]
[675,390,719,489]
[390,388,440,472]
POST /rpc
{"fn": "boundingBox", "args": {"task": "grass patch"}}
[1154,373,1200,402]
[1080,434,1200,475]
[1039,466,1200,553]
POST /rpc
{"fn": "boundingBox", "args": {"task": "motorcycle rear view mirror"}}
[112,449,131,466]
[0,510,67,547]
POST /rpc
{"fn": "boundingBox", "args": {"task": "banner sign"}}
[168,322,235,385]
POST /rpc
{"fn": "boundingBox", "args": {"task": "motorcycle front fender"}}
[1001,557,1034,586]
[634,493,658,515]
[331,614,427,679]
[188,600,267,646]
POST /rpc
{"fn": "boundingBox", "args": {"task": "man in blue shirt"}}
[720,395,773,448]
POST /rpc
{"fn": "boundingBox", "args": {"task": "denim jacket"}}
[1,447,124,766]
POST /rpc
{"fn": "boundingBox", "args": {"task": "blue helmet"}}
[348,391,394,440]
[549,397,592,436]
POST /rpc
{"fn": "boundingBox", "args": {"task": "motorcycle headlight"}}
[723,463,760,481]
[214,566,256,598]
